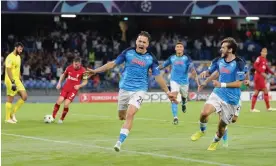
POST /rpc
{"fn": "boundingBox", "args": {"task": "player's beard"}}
[16,51,21,55]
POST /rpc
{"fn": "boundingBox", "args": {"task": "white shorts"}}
[206,93,240,125]
[118,89,146,111]
[170,81,189,98]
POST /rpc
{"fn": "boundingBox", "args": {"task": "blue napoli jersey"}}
[208,57,246,105]
[161,55,193,85]
[114,47,160,92]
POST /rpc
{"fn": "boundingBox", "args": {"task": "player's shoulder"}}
[235,56,246,70]
[6,52,15,59]
[167,54,176,60]
[122,47,135,54]
[185,55,193,61]
[66,64,73,70]
[147,51,159,63]
[211,57,222,64]
[255,56,262,62]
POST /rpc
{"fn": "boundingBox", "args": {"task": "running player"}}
[251,48,276,112]
[198,65,250,147]
[86,31,177,152]
[52,57,88,123]
[158,42,199,125]
[5,42,28,124]
[191,37,246,151]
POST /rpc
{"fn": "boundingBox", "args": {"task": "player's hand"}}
[212,80,221,88]
[198,82,207,92]
[199,71,209,79]
[262,73,267,78]
[74,85,81,90]
[166,92,178,104]
[244,80,250,86]
[56,83,61,90]
[85,69,96,76]
[11,80,17,91]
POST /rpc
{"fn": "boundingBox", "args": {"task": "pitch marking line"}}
[2,133,235,166]
[71,113,276,130]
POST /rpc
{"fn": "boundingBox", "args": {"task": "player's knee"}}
[200,110,210,119]
[64,101,71,108]
[119,115,126,121]
[232,116,238,123]
[21,94,28,101]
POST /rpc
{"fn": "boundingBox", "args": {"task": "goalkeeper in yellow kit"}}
[4,42,28,124]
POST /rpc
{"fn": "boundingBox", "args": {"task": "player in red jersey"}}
[52,57,88,123]
[251,48,276,112]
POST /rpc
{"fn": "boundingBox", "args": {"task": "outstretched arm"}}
[87,61,116,74]
[158,57,171,70]
[198,70,219,92]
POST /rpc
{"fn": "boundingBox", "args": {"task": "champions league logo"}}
[141,1,152,13]
[183,0,249,16]
[7,0,18,10]
[52,0,121,14]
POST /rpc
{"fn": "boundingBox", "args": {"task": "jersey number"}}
[228,114,234,121]
[70,93,75,98]
[137,96,143,105]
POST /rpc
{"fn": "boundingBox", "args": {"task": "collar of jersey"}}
[223,57,237,64]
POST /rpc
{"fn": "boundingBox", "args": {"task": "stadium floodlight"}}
[246,17,259,21]
[217,17,231,20]
[61,14,76,18]
[190,16,202,19]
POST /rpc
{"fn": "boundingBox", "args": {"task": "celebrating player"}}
[251,48,276,112]
[198,65,250,147]
[4,42,28,124]
[52,57,88,123]
[191,37,246,151]
[158,42,199,125]
[86,31,177,152]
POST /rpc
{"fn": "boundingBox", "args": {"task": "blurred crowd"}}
[1,18,276,91]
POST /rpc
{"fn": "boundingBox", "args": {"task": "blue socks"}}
[223,127,228,141]
[119,128,129,143]
[171,103,178,118]
[200,122,207,132]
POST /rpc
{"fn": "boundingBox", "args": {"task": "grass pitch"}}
[2,101,276,166]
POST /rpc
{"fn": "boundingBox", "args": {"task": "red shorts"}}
[254,74,266,90]
[60,90,77,102]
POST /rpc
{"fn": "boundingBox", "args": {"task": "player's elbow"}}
[109,61,117,69]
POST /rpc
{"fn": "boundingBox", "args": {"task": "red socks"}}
[61,108,69,120]
[251,94,258,110]
[264,93,270,109]
[52,103,60,119]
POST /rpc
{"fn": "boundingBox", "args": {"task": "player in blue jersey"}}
[86,31,177,152]
[158,42,199,125]
[191,37,246,151]
[198,65,250,147]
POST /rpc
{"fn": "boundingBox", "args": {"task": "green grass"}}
[2,101,276,166]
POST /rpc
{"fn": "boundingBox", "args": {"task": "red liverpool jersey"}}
[62,65,86,92]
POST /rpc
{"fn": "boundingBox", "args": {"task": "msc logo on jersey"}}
[68,75,78,81]
[132,58,146,66]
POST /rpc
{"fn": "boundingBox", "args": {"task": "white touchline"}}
[2,133,235,166]
[71,113,276,130]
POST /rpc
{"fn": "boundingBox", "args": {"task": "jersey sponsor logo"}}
[174,61,184,65]
[132,58,146,66]
[68,75,79,81]
[220,67,230,74]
